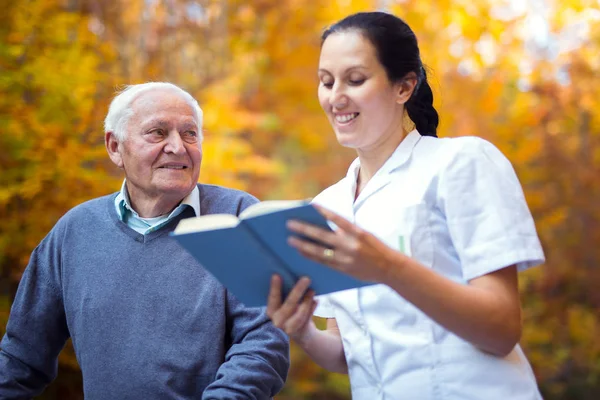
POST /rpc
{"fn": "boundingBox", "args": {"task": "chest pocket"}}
[399,202,434,268]
[338,202,436,331]
[367,201,434,269]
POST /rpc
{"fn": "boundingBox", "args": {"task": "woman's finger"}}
[315,205,363,237]
[288,236,341,266]
[283,291,316,335]
[287,220,338,249]
[266,274,283,319]
[272,277,312,326]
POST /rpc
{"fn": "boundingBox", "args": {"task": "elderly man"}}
[0,82,289,399]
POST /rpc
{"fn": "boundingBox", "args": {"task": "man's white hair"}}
[104,82,204,142]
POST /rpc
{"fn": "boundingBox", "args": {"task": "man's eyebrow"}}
[180,122,198,130]
[141,119,198,130]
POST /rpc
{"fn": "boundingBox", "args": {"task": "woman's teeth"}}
[335,113,358,123]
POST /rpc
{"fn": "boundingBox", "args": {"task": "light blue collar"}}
[114,180,200,234]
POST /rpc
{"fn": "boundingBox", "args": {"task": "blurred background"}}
[0,0,599,399]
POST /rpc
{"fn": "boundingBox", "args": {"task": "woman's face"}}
[318,31,406,152]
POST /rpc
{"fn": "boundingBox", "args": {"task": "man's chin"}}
[155,182,196,198]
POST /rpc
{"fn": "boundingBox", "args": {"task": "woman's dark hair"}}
[322,12,439,137]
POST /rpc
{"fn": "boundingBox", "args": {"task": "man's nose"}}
[164,131,186,154]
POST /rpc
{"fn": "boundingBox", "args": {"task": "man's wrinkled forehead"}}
[130,89,200,127]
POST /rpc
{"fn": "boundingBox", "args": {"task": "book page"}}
[173,214,239,234]
[239,199,309,220]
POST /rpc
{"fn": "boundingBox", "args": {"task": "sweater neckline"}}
[106,193,195,243]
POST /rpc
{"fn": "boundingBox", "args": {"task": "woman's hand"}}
[286,205,523,356]
[266,275,348,373]
[287,205,403,283]
[266,275,318,345]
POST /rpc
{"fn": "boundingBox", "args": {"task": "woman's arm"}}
[287,207,522,357]
[266,276,348,373]
[382,251,521,356]
[297,318,348,374]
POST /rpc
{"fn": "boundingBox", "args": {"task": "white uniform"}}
[313,130,545,400]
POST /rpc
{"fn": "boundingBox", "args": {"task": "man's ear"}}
[396,71,418,105]
[105,131,124,168]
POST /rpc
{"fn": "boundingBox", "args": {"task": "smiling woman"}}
[266,11,545,400]
[317,32,409,154]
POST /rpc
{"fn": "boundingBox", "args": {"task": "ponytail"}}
[406,68,439,137]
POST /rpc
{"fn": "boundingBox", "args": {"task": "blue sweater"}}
[0,184,290,399]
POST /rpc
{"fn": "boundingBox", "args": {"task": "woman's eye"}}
[349,79,365,86]
[322,82,334,88]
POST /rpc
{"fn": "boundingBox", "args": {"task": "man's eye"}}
[151,129,165,136]
[182,131,198,143]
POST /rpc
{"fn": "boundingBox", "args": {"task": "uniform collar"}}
[346,129,422,182]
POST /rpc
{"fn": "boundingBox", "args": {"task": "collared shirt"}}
[313,130,545,400]
[114,181,200,234]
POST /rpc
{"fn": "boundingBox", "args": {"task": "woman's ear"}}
[396,71,418,105]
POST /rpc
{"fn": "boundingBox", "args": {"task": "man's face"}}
[110,89,202,208]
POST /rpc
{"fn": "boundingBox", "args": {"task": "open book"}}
[171,200,372,307]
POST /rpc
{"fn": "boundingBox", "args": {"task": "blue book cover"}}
[171,201,373,307]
